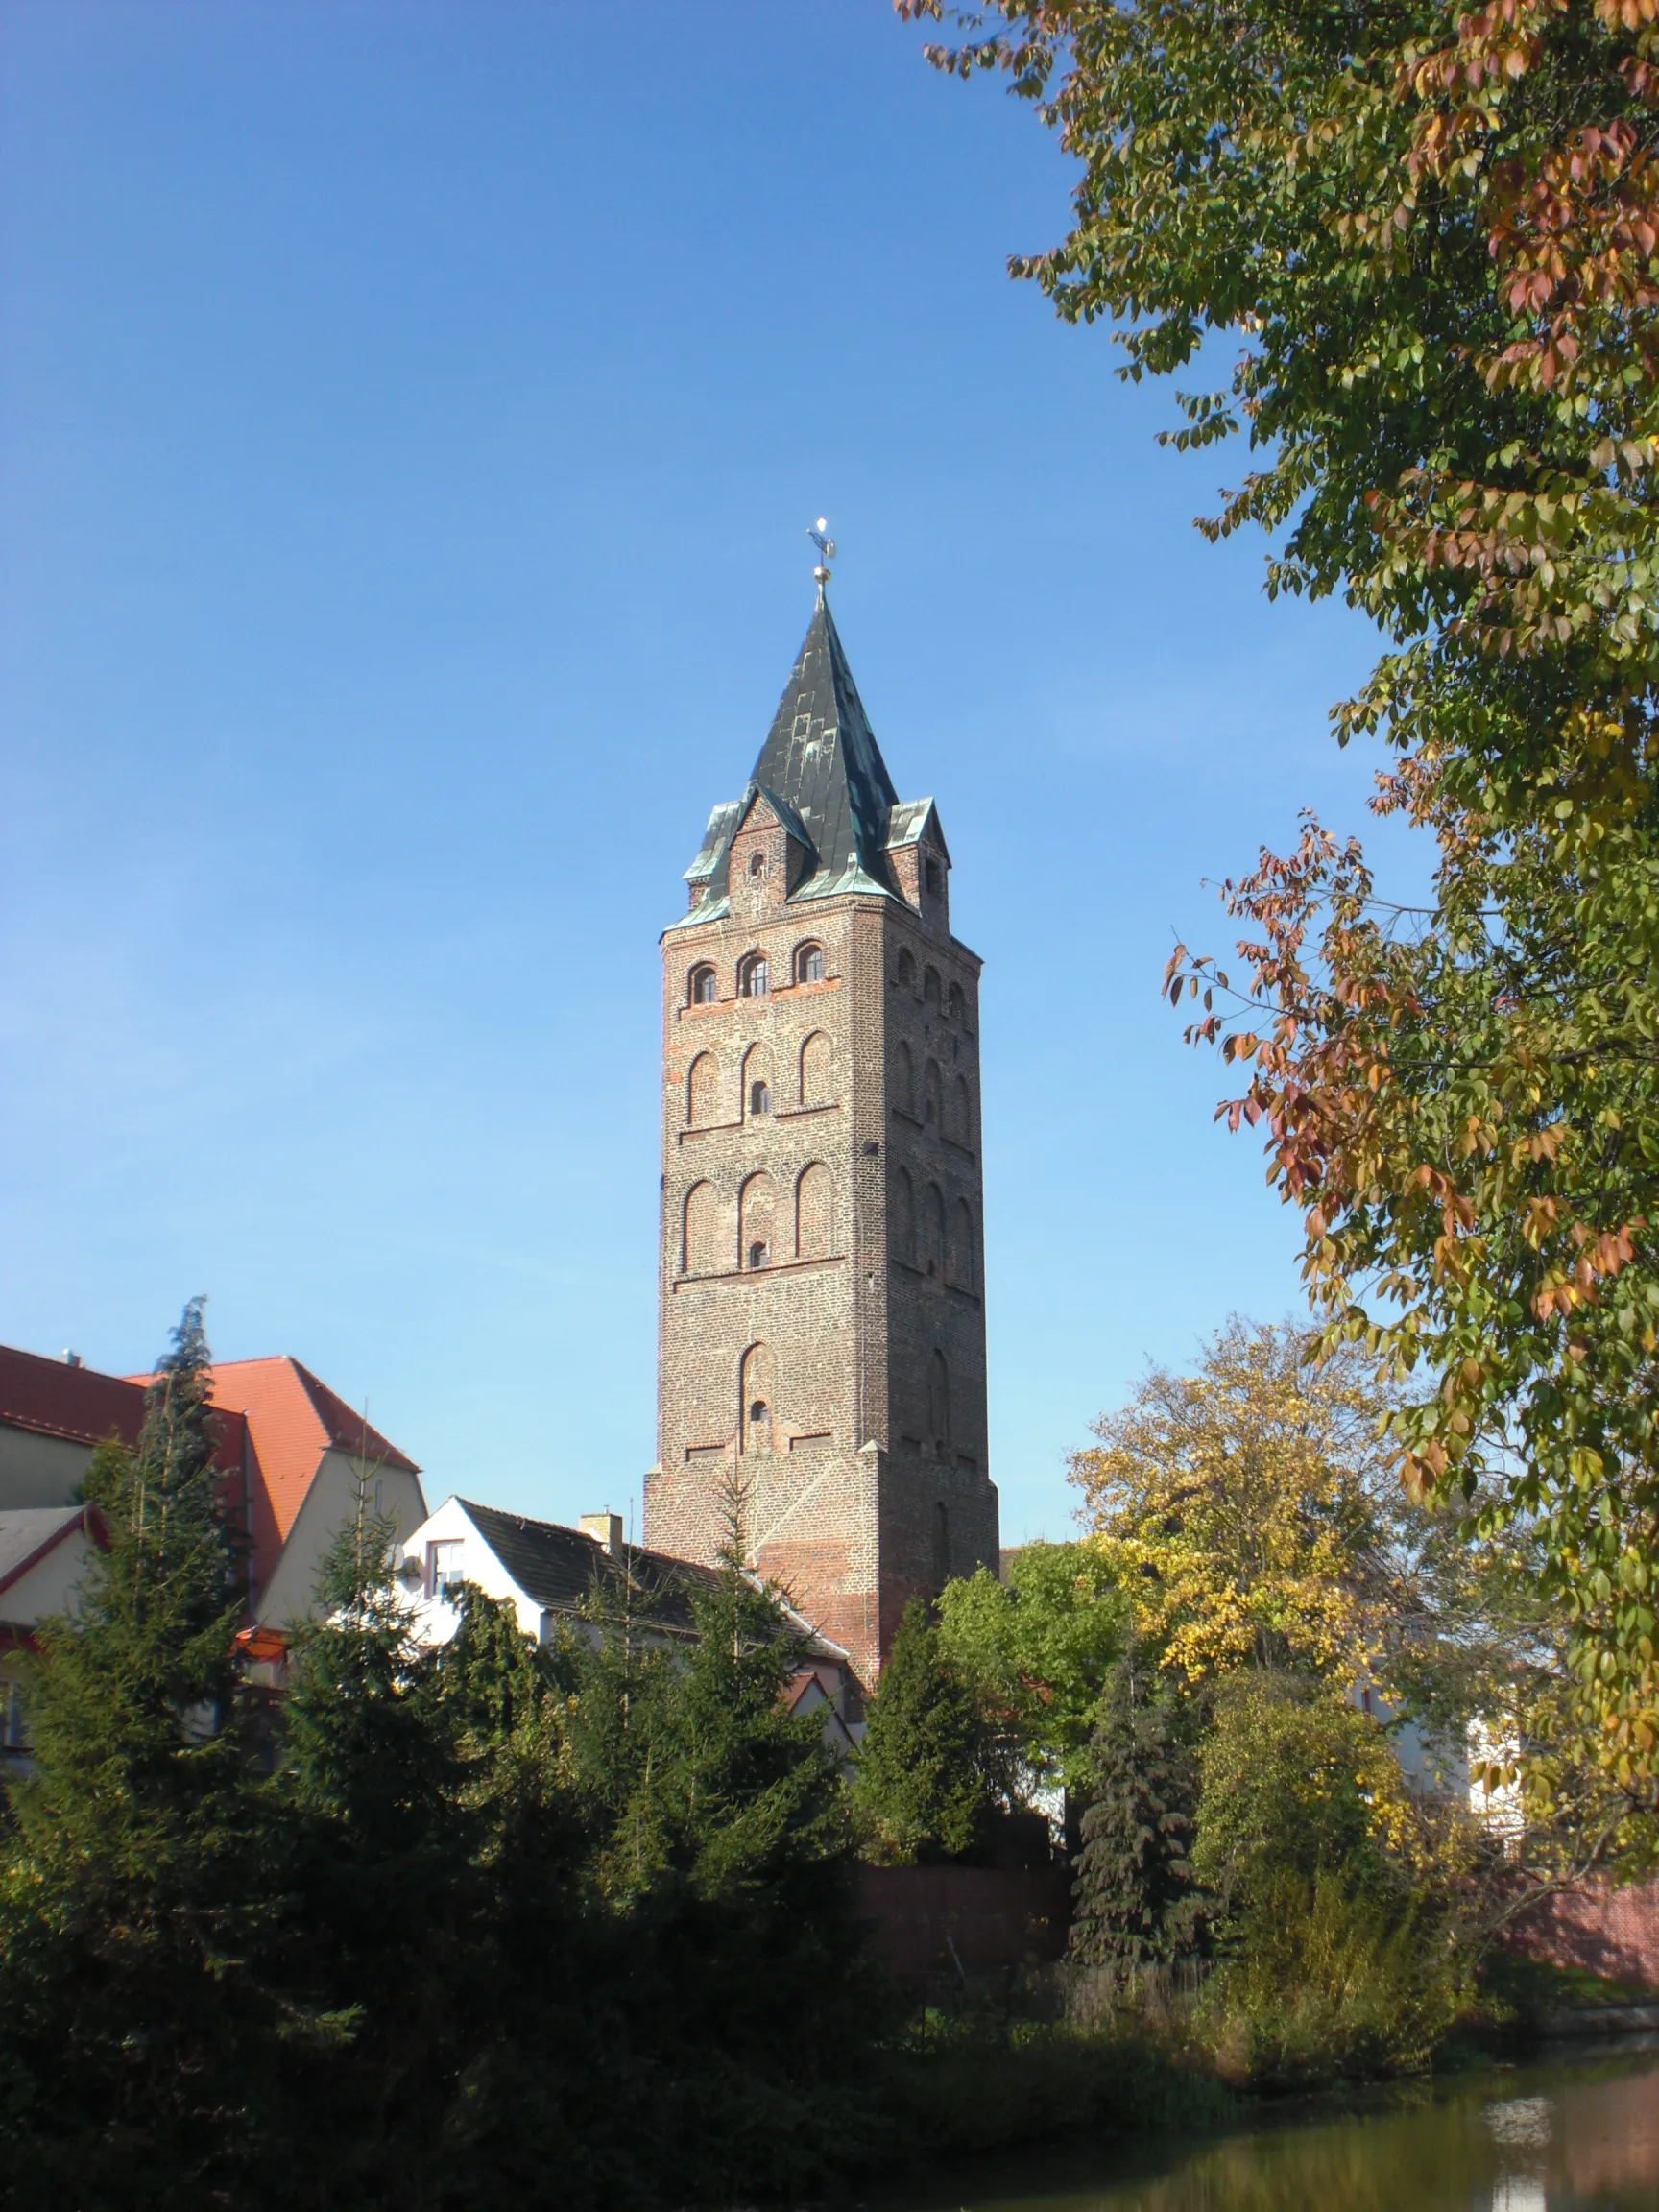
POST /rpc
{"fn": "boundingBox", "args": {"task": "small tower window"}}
[947,982,964,1022]
[750,1079,771,1116]
[738,952,769,997]
[748,851,767,879]
[689,964,717,1006]
[795,942,825,985]
[749,1400,769,1425]
[896,950,916,991]
[748,1242,770,1270]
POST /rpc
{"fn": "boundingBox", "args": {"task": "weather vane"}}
[808,516,836,602]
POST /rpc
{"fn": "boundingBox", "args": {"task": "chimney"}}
[580,1511,624,1560]
[62,1351,83,1369]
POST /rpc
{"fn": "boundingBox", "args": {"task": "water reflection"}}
[891,2045,1659,2212]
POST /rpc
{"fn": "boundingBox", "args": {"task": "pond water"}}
[889,2041,1659,2212]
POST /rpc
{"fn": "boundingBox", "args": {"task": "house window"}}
[426,1540,464,1603]
[1,1681,27,1756]
[750,1079,771,1116]
[795,943,824,984]
[689,964,717,1006]
[748,1240,770,1270]
[738,953,769,998]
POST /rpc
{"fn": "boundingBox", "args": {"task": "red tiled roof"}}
[0,1343,246,1469]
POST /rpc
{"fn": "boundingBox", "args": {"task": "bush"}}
[1199,1870,1467,2090]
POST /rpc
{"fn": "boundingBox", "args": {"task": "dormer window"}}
[689,964,717,1006]
[795,943,825,985]
[738,952,769,997]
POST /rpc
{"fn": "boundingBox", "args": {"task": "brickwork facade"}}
[643,597,998,1684]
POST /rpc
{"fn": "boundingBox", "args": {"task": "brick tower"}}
[644,581,998,1685]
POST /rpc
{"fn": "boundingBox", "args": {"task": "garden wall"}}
[856,1863,1072,1984]
[1505,1878,1659,1991]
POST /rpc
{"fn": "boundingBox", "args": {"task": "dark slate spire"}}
[747,597,900,901]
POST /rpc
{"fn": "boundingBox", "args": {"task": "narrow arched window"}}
[686,1052,719,1128]
[740,1343,774,1455]
[927,1350,950,1446]
[923,1183,946,1275]
[750,1080,771,1117]
[689,964,717,1006]
[748,851,767,880]
[894,1167,917,1266]
[683,1181,720,1275]
[949,1073,972,1145]
[898,1039,914,1113]
[896,950,916,992]
[739,1174,775,1270]
[926,858,942,896]
[738,952,769,998]
[924,1058,942,1126]
[946,982,964,1022]
[795,942,824,985]
[800,1031,833,1108]
[796,1162,832,1260]
[948,1197,974,1291]
[741,1043,774,1120]
[925,967,941,1011]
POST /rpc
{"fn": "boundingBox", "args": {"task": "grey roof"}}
[674,595,921,926]
[885,796,950,864]
[458,1499,718,1635]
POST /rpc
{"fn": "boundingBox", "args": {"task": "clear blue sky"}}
[1,1,1419,1543]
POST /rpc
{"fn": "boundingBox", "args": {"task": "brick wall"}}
[1504,1879,1659,1991]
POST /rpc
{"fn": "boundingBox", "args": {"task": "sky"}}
[0,0,1426,1545]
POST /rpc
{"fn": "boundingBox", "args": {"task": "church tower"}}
[644,578,998,1685]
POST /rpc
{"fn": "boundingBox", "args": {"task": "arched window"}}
[894,1167,917,1265]
[794,942,825,985]
[893,1039,915,1118]
[686,1051,718,1128]
[748,851,767,880]
[795,1162,833,1260]
[740,1344,774,1454]
[924,1058,942,1126]
[683,1181,720,1275]
[927,1350,950,1446]
[738,951,769,998]
[947,1197,974,1291]
[923,1183,946,1275]
[896,949,916,992]
[799,1030,833,1108]
[946,982,965,1022]
[741,1043,774,1120]
[689,964,717,1007]
[949,1073,972,1146]
[924,966,941,1011]
[739,1173,775,1270]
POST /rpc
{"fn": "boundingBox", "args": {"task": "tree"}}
[899,0,1659,1777]
[1069,1657,1204,1976]
[851,1599,994,1863]
[1070,1320,1406,1688]
[936,1540,1125,1799]
[0,1300,277,2208]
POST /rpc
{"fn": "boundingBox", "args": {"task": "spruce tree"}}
[851,1598,992,1864]
[0,1299,276,2208]
[1069,1657,1203,1977]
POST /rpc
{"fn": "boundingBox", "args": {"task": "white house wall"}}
[396,1496,543,1645]
[0,1428,93,1513]
[256,1449,428,1629]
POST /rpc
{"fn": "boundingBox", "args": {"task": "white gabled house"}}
[397,1496,860,1755]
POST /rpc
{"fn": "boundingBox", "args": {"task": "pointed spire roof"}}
[747,596,900,898]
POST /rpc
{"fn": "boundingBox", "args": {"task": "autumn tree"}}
[900,0,1659,1777]
[1070,1320,1405,1688]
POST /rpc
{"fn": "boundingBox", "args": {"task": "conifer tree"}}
[851,1597,992,1864]
[0,1299,276,2207]
[1069,1657,1203,1978]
